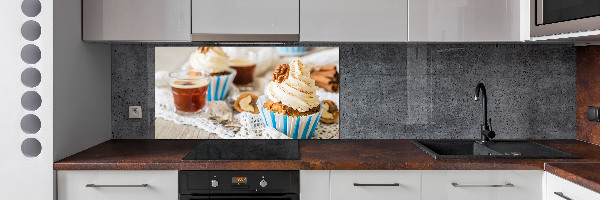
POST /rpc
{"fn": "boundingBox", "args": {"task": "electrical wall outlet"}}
[129,106,142,118]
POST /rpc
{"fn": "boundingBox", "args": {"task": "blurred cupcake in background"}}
[257,60,324,139]
[275,47,308,56]
[189,47,236,101]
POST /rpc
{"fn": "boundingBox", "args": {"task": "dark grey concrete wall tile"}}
[341,44,407,76]
[340,75,408,139]
[112,44,154,139]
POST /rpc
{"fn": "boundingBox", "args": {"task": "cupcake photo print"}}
[154,46,340,139]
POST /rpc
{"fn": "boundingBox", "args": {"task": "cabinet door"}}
[330,170,420,200]
[191,0,299,41]
[422,170,542,200]
[57,170,178,200]
[300,0,408,42]
[83,0,191,41]
[409,0,529,41]
[546,172,600,200]
[300,171,330,200]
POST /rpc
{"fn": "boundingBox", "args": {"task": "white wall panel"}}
[53,0,112,163]
[0,0,53,199]
[0,0,111,199]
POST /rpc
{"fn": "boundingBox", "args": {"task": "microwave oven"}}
[531,0,600,40]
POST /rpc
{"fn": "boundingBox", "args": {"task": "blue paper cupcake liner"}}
[206,69,236,101]
[275,47,308,56]
[256,95,324,139]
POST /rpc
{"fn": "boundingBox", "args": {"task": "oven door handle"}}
[210,196,297,199]
[180,195,298,200]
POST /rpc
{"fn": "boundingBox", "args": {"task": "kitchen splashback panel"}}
[112,43,576,139]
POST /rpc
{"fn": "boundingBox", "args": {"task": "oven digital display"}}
[232,177,247,184]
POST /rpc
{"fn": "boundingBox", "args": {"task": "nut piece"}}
[197,47,210,54]
[234,93,259,114]
[272,64,290,83]
[239,96,254,112]
[319,100,339,124]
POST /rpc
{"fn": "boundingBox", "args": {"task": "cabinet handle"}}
[86,184,149,188]
[451,183,514,188]
[353,183,400,186]
[554,192,573,200]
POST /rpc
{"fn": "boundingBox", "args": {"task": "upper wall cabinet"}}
[300,0,408,42]
[409,0,529,42]
[191,0,300,41]
[83,0,191,42]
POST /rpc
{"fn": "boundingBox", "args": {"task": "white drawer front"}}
[57,170,178,200]
[546,172,600,200]
[422,170,542,200]
[330,170,421,200]
[300,170,330,200]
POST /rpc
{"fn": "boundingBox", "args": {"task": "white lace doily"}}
[155,85,339,139]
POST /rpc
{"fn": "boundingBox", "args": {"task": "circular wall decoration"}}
[21,20,41,41]
[21,44,41,64]
[21,91,42,111]
[21,138,42,157]
[21,0,41,17]
[21,68,41,88]
[20,114,41,134]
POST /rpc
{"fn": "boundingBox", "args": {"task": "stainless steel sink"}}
[412,140,579,159]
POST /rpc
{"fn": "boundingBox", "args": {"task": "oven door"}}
[180,194,299,200]
[531,0,600,37]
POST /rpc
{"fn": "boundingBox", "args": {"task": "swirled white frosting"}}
[267,60,320,112]
[189,47,230,74]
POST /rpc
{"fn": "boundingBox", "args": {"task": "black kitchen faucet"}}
[474,83,495,143]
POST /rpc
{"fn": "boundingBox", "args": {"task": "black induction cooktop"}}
[182,140,300,160]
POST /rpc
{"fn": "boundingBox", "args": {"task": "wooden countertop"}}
[545,162,600,194]
[54,139,600,171]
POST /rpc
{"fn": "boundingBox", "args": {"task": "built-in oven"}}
[179,171,299,200]
[531,0,600,38]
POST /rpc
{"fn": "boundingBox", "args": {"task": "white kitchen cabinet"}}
[83,0,191,41]
[57,170,178,200]
[409,0,529,42]
[330,170,421,200]
[545,172,600,200]
[300,171,330,200]
[191,0,299,41]
[300,0,408,42]
[422,170,543,200]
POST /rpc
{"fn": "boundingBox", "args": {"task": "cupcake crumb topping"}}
[263,100,320,117]
[272,64,290,83]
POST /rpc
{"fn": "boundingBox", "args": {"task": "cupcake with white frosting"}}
[257,60,324,139]
[189,47,236,101]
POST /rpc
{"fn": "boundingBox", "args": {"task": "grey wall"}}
[112,43,576,139]
[54,0,112,161]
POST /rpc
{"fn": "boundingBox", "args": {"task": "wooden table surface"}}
[155,118,222,139]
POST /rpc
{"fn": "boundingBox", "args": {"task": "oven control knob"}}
[211,180,219,188]
[260,179,267,187]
